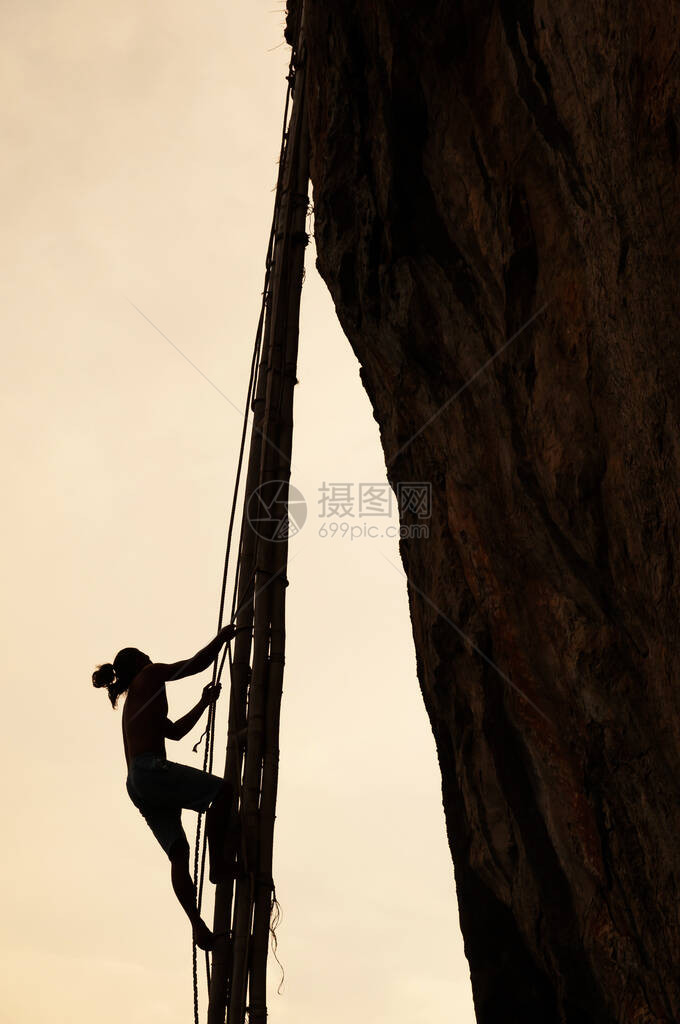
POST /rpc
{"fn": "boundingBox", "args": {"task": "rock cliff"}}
[294,2,680,1021]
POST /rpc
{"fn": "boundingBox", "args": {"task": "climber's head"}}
[92,647,151,708]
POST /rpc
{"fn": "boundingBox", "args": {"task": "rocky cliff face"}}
[295,2,680,1021]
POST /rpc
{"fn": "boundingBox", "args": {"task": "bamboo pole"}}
[209,47,301,1024]
[229,39,309,1023]
[226,308,280,1023]
[248,56,310,1024]
[228,204,290,1024]
[206,452,259,1016]
[207,292,270,1024]
[212,187,289,1019]
[227,115,298,1022]
[209,141,286,1022]
[208,8,307,1021]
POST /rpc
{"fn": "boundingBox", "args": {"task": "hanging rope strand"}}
[191,178,275,1024]
[191,305,260,1022]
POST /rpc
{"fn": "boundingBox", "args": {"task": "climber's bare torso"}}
[122,665,169,767]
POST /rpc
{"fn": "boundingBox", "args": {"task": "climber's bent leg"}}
[168,834,215,951]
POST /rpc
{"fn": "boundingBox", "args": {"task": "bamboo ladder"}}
[206,8,309,1022]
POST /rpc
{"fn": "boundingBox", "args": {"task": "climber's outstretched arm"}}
[153,625,236,683]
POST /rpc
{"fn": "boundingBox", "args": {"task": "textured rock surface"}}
[296,2,680,1021]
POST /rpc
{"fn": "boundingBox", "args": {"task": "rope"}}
[269,888,285,996]
[190,45,301,1024]
[191,282,262,1021]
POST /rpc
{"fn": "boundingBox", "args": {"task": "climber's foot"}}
[192,918,216,951]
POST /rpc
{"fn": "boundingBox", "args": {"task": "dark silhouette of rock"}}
[295,1,680,1021]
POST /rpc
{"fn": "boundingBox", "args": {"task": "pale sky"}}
[1,3,475,1022]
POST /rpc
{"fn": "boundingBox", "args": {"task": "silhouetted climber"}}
[92,625,240,951]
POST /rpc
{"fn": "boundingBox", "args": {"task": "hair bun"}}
[92,663,116,688]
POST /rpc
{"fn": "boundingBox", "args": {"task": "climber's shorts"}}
[126,753,224,859]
